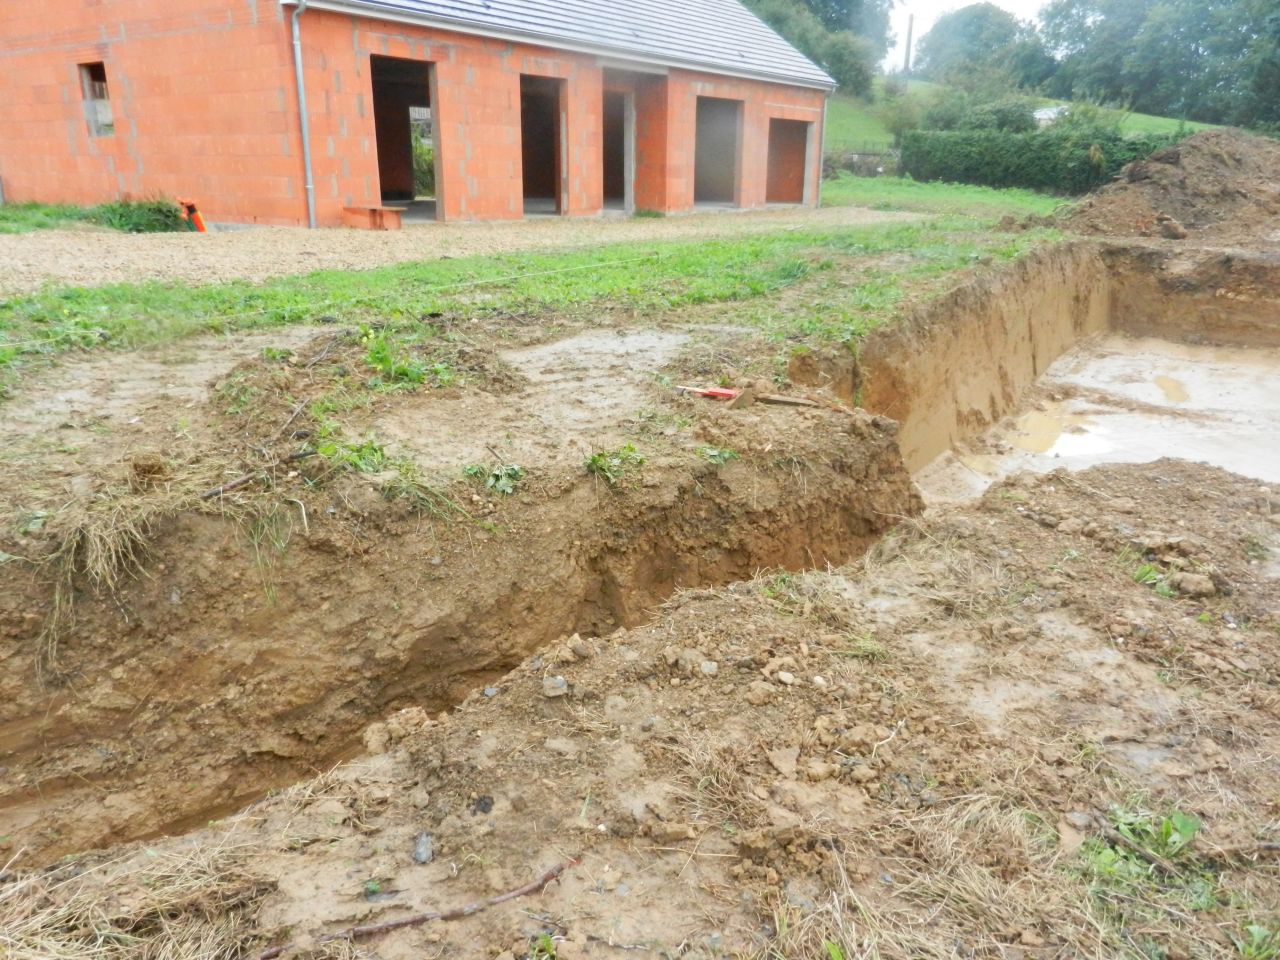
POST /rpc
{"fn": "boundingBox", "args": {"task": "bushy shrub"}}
[899,128,1176,194]
[876,96,924,147]
[923,91,1036,133]
[87,198,185,232]
[922,91,972,131]
[960,96,1037,133]
[412,136,435,197]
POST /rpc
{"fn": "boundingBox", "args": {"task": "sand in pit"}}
[918,334,1280,501]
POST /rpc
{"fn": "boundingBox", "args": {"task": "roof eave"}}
[279,0,838,91]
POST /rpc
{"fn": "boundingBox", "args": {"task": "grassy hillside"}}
[824,81,1219,153]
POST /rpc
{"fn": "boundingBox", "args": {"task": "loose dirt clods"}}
[3,130,1280,959]
[1068,129,1280,244]
[5,462,1277,959]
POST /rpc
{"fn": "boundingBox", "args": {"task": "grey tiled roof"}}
[298,0,835,88]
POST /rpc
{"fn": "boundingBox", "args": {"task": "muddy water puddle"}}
[918,335,1280,502]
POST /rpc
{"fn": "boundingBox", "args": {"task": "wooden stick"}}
[272,401,309,441]
[757,393,820,408]
[200,450,315,501]
[257,859,576,959]
[802,393,857,415]
[1099,825,1178,874]
[1199,841,1280,862]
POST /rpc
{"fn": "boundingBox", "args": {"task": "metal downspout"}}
[817,93,829,207]
[290,0,317,228]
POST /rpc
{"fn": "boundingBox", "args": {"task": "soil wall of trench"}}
[0,410,916,863]
[790,240,1280,471]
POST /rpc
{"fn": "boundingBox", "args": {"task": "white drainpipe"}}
[290,0,317,228]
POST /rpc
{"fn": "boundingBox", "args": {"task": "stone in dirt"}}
[412,831,435,864]
[766,745,800,779]
[1169,572,1216,597]
[542,675,570,698]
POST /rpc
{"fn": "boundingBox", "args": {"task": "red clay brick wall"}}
[299,10,607,222]
[1,3,826,226]
[0,0,304,225]
[663,69,826,213]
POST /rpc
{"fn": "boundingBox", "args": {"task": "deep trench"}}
[3,238,1278,863]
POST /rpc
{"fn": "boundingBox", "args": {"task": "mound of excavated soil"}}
[6,460,1276,960]
[1069,129,1280,243]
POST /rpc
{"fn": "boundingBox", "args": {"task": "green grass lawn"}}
[0,200,186,234]
[825,79,944,151]
[0,203,94,235]
[823,83,1220,154]
[821,174,1064,218]
[1106,109,1217,136]
[0,213,1053,394]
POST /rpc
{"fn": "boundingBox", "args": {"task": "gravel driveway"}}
[0,205,919,295]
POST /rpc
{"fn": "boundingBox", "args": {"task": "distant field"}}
[824,81,1219,154]
[821,174,1064,219]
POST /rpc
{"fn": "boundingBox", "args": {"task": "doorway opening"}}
[766,118,812,205]
[694,96,743,207]
[603,90,634,213]
[370,55,438,221]
[520,75,565,216]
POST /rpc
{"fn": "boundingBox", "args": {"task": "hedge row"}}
[899,128,1175,194]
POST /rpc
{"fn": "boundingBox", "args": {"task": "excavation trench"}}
[794,240,1280,484]
[2,237,1278,865]
[0,403,917,863]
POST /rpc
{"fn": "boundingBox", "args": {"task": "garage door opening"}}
[603,90,634,213]
[694,96,743,207]
[766,118,812,205]
[370,55,438,222]
[520,75,565,216]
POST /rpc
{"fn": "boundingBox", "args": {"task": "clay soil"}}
[1068,129,1280,245]
[4,131,1280,960]
[4,461,1278,960]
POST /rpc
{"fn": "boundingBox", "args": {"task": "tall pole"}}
[903,13,914,76]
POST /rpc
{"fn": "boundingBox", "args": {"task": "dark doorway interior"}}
[603,90,627,208]
[766,118,811,204]
[694,96,742,205]
[370,55,434,210]
[520,75,563,214]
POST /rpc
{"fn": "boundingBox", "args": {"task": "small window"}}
[79,62,114,137]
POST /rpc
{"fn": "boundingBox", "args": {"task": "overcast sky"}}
[883,0,1047,71]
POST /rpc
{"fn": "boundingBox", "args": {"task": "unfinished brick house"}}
[0,1,834,227]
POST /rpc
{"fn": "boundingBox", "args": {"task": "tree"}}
[800,0,896,55]
[1039,0,1280,126]
[915,3,1052,88]
[743,0,877,95]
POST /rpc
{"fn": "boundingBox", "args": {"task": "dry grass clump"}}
[749,795,1097,960]
[857,518,1023,621]
[32,461,284,673]
[0,834,272,960]
[668,735,773,833]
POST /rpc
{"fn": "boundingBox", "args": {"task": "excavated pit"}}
[790,240,1280,480]
[0,345,918,864]
[2,236,1278,867]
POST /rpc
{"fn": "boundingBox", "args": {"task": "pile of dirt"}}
[1068,129,1280,243]
[5,460,1276,959]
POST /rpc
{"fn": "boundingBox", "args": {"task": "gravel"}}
[0,206,919,296]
